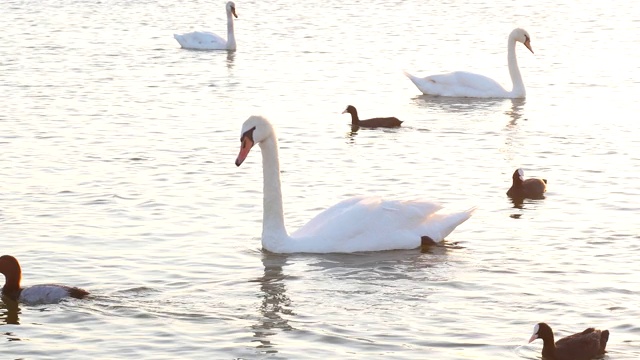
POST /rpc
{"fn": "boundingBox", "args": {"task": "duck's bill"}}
[235,137,254,166]
[528,334,538,343]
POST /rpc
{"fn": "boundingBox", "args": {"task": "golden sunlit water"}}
[1,0,639,358]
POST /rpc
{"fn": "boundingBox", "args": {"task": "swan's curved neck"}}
[259,135,289,250]
[507,37,525,98]
[226,10,236,50]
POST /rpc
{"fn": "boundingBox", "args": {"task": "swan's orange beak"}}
[235,137,254,167]
[524,39,534,54]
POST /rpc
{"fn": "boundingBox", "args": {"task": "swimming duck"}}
[0,255,89,304]
[529,322,609,360]
[506,168,547,199]
[342,105,403,128]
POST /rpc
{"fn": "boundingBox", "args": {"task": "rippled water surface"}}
[2,0,639,358]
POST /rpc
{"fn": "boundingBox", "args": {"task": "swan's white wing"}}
[405,71,509,98]
[290,196,448,252]
[428,71,505,92]
[174,31,227,50]
[290,196,368,237]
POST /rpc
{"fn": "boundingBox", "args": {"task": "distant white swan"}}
[174,1,238,51]
[404,28,534,98]
[235,115,475,254]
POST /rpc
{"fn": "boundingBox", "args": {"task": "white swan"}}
[404,28,534,98]
[174,1,238,51]
[235,116,475,254]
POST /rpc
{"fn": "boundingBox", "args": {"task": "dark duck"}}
[0,255,89,304]
[342,105,403,129]
[506,168,547,199]
[529,322,609,360]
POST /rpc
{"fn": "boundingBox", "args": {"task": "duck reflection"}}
[345,125,360,142]
[0,297,20,325]
[510,196,526,209]
[249,252,294,353]
[509,197,525,219]
[345,124,403,143]
[508,196,548,219]
[509,194,546,207]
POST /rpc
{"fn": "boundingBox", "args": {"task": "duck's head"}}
[529,322,553,343]
[235,116,274,166]
[342,105,357,115]
[0,255,22,285]
[226,1,238,18]
[511,28,533,54]
[512,168,525,185]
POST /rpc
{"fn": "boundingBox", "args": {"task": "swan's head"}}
[511,28,533,54]
[235,116,274,167]
[226,1,238,18]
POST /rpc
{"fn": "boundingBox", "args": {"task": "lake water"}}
[1,0,639,358]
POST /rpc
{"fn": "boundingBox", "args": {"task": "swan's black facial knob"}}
[235,126,256,167]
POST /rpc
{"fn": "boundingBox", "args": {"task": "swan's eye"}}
[240,126,257,144]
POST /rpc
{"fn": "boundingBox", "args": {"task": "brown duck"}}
[342,105,403,129]
[506,168,547,199]
[529,322,609,360]
[1,255,89,304]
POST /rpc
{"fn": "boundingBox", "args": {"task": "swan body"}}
[235,115,474,254]
[405,28,533,98]
[0,255,89,305]
[174,1,238,50]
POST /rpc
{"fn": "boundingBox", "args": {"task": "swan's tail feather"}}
[403,70,426,83]
[403,70,432,94]
[421,207,475,242]
[403,70,418,81]
[173,34,186,47]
